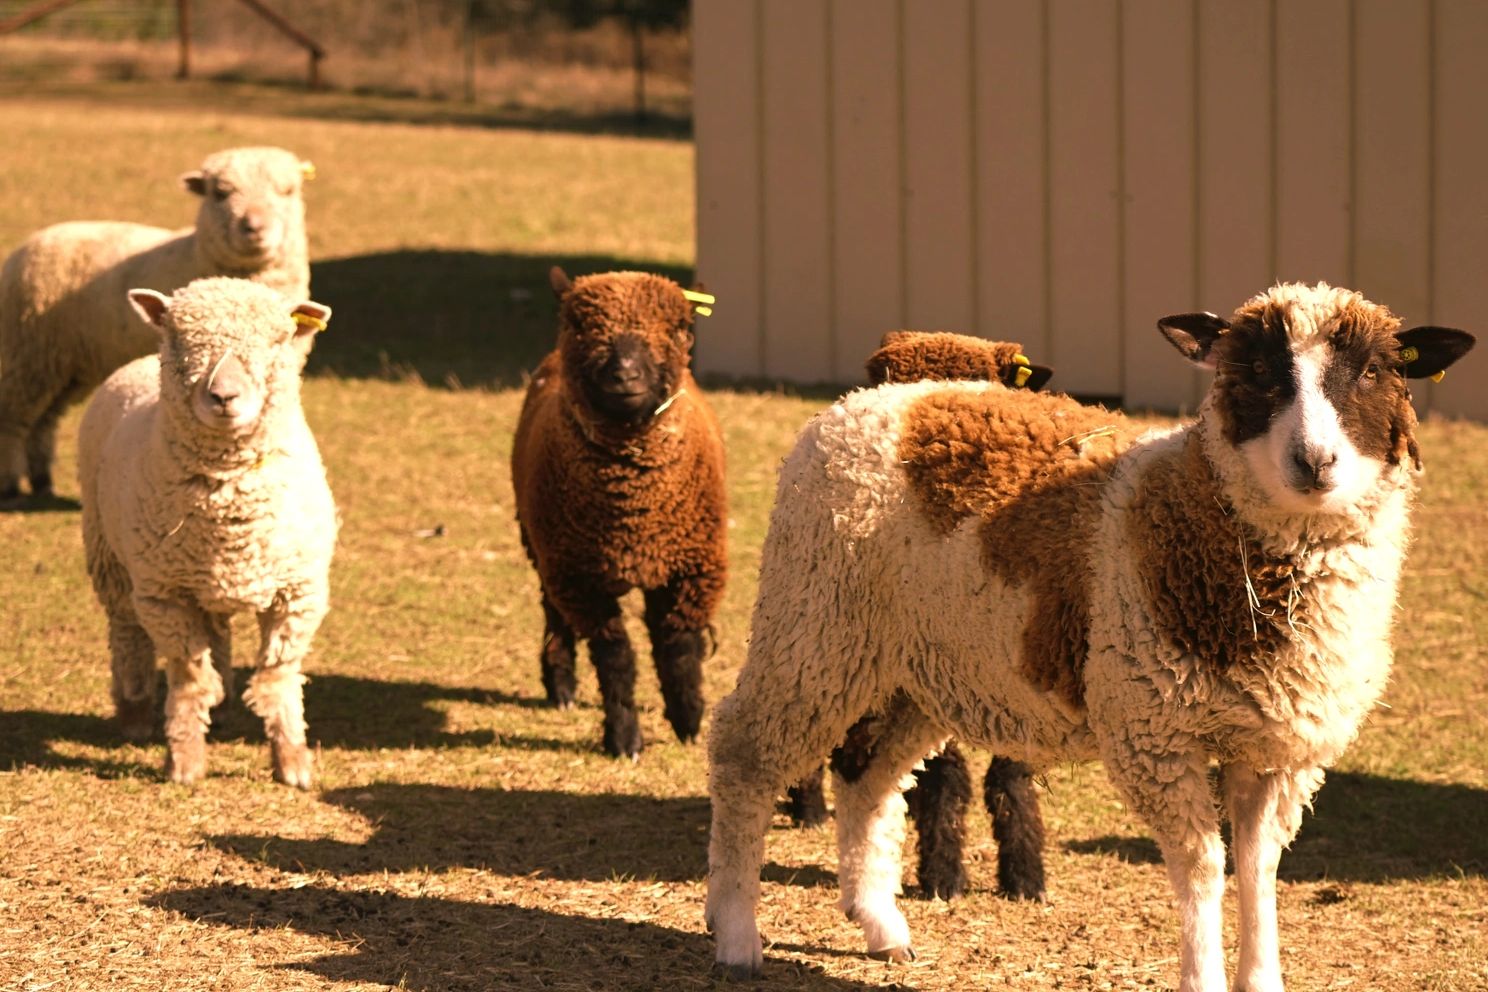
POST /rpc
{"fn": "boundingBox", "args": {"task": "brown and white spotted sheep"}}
[706,283,1473,991]
[785,329,1052,904]
[511,268,727,759]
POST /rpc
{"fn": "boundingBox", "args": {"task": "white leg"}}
[1224,764,1324,992]
[832,697,947,960]
[246,594,326,790]
[135,594,220,784]
[1105,742,1227,992]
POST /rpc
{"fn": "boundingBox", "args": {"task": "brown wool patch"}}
[1211,299,1298,447]
[1319,305,1418,467]
[898,389,1139,710]
[866,332,1026,386]
[1127,433,1308,669]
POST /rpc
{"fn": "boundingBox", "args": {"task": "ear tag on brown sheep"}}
[1399,345,1447,382]
[1012,353,1033,388]
[682,289,715,317]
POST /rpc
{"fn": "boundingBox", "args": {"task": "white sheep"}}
[0,146,313,501]
[706,283,1475,991]
[78,276,335,789]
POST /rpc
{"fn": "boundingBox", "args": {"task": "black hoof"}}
[601,715,643,759]
[918,862,968,901]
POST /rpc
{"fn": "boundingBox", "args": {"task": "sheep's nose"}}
[239,213,264,235]
[606,354,642,385]
[1289,445,1338,490]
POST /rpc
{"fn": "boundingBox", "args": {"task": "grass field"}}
[0,87,1485,992]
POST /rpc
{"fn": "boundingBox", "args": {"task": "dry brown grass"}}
[1,88,1486,992]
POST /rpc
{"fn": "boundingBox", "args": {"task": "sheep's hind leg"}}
[1224,763,1325,992]
[23,388,74,499]
[246,595,327,790]
[109,611,158,741]
[706,683,870,977]
[206,612,234,719]
[831,693,948,961]
[539,596,577,709]
[642,582,708,744]
[985,756,1047,900]
[785,763,829,827]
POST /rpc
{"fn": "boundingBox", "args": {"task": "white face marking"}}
[1240,343,1384,514]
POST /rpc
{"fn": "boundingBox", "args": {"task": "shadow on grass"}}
[0,709,156,778]
[149,882,875,991]
[305,250,691,390]
[0,493,82,515]
[1061,771,1488,882]
[211,782,711,882]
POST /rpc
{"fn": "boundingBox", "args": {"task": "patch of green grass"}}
[1,85,1486,992]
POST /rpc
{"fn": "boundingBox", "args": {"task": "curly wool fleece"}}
[78,276,335,789]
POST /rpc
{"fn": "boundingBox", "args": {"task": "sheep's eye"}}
[276,182,294,196]
[212,184,234,201]
[1359,363,1379,386]
[1251,359,1268,377]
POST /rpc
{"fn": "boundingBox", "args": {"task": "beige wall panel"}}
[1047,0,1121,397]
[1431,0,1488,420]
[692,0,763,377]
[1353,0,1431,328]
[902,0,977,335]
[760,0,833,381]
[974,0,1048,356]
[1195,0,1271,411]
[1275,0,1351,286]
[830,0,903,381]
[1121,0,1200,412]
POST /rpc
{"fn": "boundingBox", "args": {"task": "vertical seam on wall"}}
[1267,0,1279,282]
[824,0,838,380]
[1346,0,1358,287]
[1114,0,1127,402]
[896,0,909,329]
[1425,0,1438,412]
[966,0,981,338]
[753,0,768,376]
[1040,0,1053,359]
[1190,0,1204,409]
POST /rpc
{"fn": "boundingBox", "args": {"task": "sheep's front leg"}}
[134,594,222,784]
[1107,744,1226,992]
[1224,764,1325,992]
[642,580,711,744]
[539,595,577,709]
[985,755,1047,900]
[247,593,327,789]
[589,606,642,759]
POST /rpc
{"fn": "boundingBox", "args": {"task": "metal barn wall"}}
[692,0,1488,418]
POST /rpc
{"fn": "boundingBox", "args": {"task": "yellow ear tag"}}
[1014,365,1033,388]
[1400,345,1419,363]
[293,312,328,332]
[682,289,716,317]
[1431,370,1446,383]
[1013,353,1030,367]
[301,161,317,181]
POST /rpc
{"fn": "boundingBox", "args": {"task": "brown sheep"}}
[865,330,1053,392]
[511,267,728,758]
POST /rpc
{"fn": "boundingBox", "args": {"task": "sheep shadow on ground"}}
[0,493,82,515]
[209,781,830,890]
[149,882,874,992]
[0,708,159,778]
[1062,771,1488,883]
[305,250,692,391]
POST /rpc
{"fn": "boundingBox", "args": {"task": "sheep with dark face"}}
[511,267,728,759]
[0,146,313,502]
[706,284,1473,990]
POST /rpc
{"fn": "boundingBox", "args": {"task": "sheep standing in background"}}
[79,278,335,789]
[786,329,1051,903]
[0,146,313,501]
[512,267,727,759]
[707,284,1473,990]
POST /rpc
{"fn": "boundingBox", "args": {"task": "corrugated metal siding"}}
[693,0,1488,418]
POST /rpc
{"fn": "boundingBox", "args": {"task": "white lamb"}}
[0,146,313,501]
[706,283,1475,991]
[78,277,335,789]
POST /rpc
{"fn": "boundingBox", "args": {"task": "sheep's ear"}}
[289,301,331,357]
[1396,326,1476,380]
[879,330,914,348]
[1021,364,1055,392]
[549,266,572,299]
[1157,312,1229,370]
[128,289,171,330]
[181,171,208,197]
